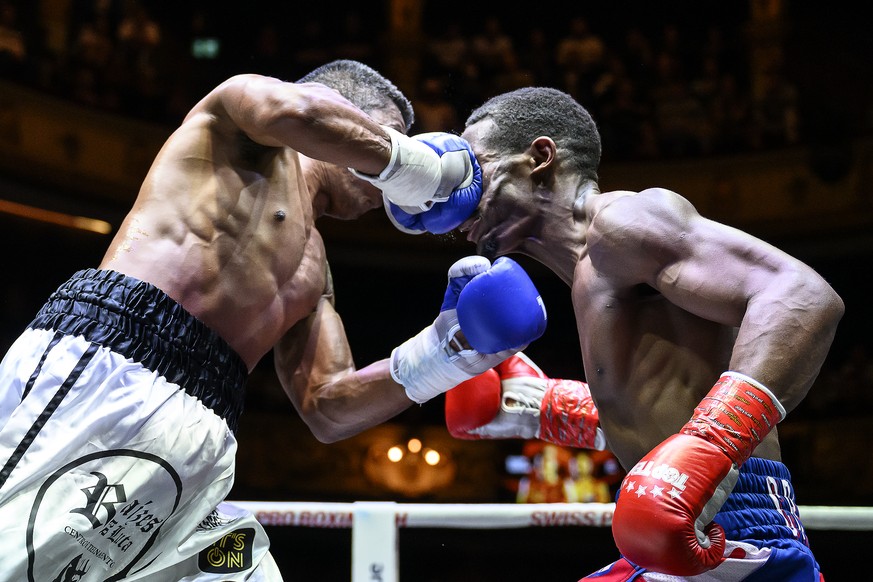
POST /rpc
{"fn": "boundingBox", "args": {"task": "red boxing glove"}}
[612,372,785,575]
[445,353,606,449]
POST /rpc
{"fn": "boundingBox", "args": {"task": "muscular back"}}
[101,94,326,371]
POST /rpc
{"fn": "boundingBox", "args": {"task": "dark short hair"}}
[299,60,414,131]
[466,87,601,180]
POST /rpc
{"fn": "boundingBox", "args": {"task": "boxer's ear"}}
[529,136,556,184]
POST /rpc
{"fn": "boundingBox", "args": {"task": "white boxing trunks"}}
[0,269,282,581]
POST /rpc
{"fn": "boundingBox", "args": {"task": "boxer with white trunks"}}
[0,269,270,580]
[0,60,548,580]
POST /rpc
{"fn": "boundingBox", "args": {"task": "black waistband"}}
[28,269,247,432]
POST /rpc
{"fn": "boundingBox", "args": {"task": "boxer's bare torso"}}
[102,114,324,372]
[573,188,783,469]
[101,75,399,372]
[460,111,802,469]
[570,189,785,467]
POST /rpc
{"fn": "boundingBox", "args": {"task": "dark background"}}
[1,0,872,579]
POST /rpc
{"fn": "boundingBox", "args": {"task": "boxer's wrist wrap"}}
[681,372,785,465]
[539,380,606,450]
[368,125,403,181]
[391,325,476,404]
[349,126,443,209]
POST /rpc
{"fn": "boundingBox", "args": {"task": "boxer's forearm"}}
[292,359,413,444]
[274,299,412,443]
[728,276,843,413]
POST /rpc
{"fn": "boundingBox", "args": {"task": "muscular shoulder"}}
[586,188,700,283]
[183,74,305,146]
[187,74,278,114]
[588,188,697,232]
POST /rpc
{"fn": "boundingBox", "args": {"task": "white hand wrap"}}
[390,315,476,404]
[350,126,472,211]
[392,255,519,404]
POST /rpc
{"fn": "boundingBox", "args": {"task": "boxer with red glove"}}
[445,353,606,450]
[391,256,547,404]
[611,372,786,576]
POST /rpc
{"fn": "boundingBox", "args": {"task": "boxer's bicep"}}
[214,75,392,173]
[671,221,843,409]
[651,219,760,326]
[591,190,750,325]
[274,296,355,419]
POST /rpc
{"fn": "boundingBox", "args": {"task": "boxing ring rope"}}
[231,501,873,581]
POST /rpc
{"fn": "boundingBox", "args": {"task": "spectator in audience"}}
[649,51,712,157]
[690,55,722,109]
[493,51,535,94]
[113,1,166,119]
[555,16,606,103]
[470,16,515,82]
[617,26,656,93]
[699,24,747,84]
[413,74,459,133]
[66,11,116,109]
[0,0,27,81]
[424,20,469,78]
[655,23,696,82]
[653,81,712,157]
[751,65,800,149]
[517,26,556,87]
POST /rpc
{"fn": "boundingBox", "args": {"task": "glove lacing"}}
[501,387,544,415]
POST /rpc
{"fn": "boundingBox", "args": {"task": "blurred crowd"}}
[1,0,857,164]
[417,14,796,162]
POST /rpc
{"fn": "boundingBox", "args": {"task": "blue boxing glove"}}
[383,132,482,234]
[391,256,547,404]
[350,127,482,234]
[457,257,547,353]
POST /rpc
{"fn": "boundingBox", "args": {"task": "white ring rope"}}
[232,501,873,581]
[231,501,873,531]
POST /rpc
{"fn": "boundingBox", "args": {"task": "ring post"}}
[352,501,399,582]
